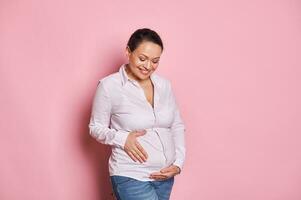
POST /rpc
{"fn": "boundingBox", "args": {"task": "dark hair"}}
[127,28,164,52]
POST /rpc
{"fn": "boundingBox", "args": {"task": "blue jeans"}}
[110,175,175,200]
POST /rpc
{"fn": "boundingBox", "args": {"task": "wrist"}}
[174,165,181,174]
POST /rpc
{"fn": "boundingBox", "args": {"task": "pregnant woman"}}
[88,28,186,200]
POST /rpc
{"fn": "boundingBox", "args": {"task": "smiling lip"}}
[139,68,150,75]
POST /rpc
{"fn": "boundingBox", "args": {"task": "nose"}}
[144,60,152,70]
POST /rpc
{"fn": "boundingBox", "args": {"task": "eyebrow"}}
[139,53,160,59]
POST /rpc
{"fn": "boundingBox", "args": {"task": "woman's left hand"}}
[149,165,181,180]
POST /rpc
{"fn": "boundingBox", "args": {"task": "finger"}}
[126,144,145,163]
[128,151,138,162]
[160,167,172,173]
[134,130,146,137]
[135,142,148,160]
[150,172,162,176]
[150,175,168,180]
[154,169,175,177]
[160,172,174,177]
[131,150,144,163]
[127,151,137,162]
[133,147,147,162]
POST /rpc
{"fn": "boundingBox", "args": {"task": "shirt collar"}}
[119,63,157,87]
[119,63,131,86]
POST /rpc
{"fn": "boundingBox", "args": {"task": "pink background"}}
[1,0,300,199]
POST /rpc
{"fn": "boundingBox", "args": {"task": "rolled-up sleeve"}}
[168,81,186,172]
[88,80,129,149]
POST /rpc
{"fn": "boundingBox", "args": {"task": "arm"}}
[88,80,130,149]
[168,81,186,173]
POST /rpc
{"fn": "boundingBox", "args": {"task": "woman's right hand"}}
[124,130,148,163]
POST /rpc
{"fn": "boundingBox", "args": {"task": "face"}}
[125,41,162,82]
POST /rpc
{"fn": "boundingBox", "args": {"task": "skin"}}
[123,41,181,180]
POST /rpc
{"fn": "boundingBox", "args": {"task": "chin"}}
[137,74,149,80]
[134,69,151,80]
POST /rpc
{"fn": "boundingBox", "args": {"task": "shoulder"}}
[152,73,172,89]
[97,72,121,90]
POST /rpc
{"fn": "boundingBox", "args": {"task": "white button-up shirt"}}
[88,63,186,181]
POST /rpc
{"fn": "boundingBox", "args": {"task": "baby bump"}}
[111,130,174,170]
[155,129,176,167]
[136,131,166,168]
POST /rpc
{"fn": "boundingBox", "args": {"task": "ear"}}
[125,46,131,60]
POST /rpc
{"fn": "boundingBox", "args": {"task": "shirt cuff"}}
[173,159,184,174]
[113,130,130,149]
